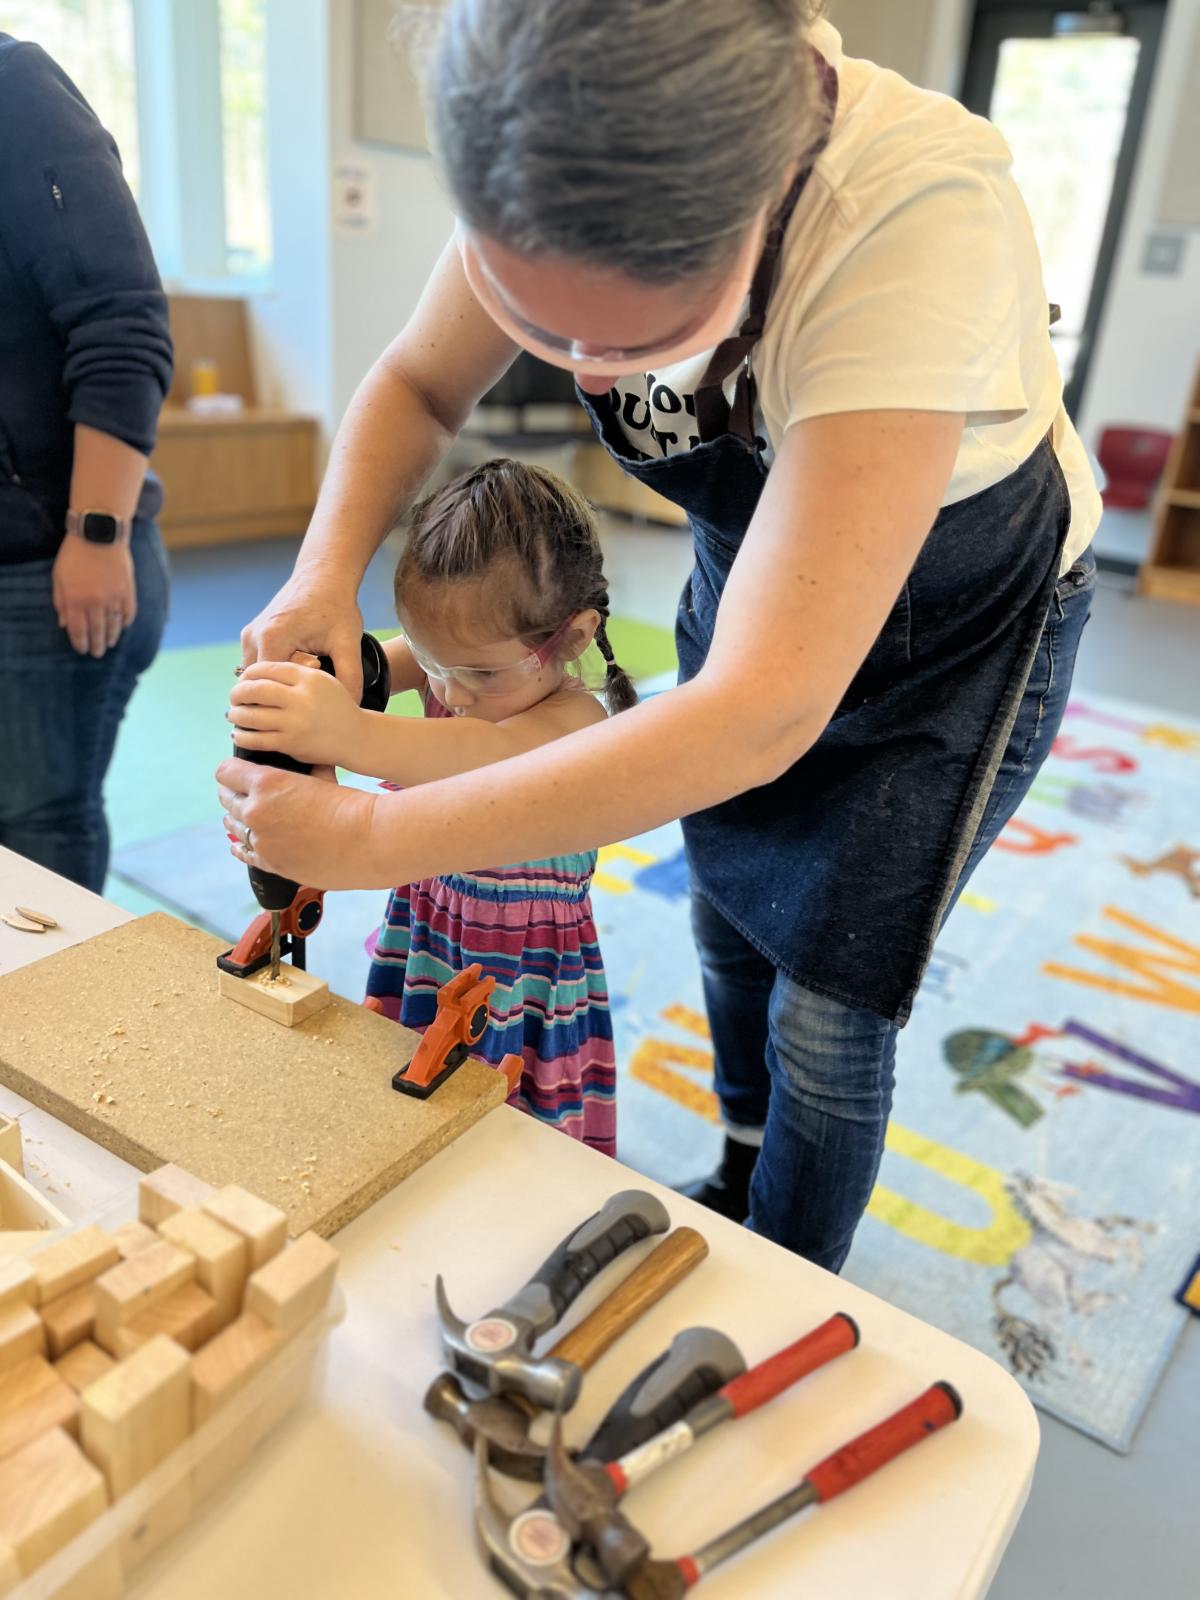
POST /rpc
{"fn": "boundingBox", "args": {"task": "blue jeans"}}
[0,521,169,891]
[693,549,1096,1270]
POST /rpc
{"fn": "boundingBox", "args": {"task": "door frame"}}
[958,0,1166,419]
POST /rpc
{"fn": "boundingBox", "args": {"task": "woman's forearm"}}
[363,676,814,884]
[295,359,454,591]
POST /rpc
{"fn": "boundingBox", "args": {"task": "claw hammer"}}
[427,1225,714,1478]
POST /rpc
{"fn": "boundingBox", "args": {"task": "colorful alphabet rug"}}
[590,692,1200,1452]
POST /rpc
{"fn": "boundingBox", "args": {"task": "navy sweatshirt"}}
[0,36,173,564]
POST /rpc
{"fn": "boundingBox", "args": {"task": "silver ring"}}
[244,827,254,854]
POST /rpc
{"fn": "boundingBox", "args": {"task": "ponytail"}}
[594,616,638,715]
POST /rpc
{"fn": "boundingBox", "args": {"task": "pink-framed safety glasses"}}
[457,221,766,376]
[406,613,580,697]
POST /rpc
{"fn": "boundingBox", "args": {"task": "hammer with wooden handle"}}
[426,1226,711,1479]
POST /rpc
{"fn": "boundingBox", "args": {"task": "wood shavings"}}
[0,912,503,1237]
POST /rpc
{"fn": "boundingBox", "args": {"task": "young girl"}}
[228,459,636,1157]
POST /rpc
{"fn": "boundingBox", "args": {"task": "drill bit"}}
[268,911,281,982]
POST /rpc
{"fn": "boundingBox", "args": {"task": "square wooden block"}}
[0,1357,78,1460]
[138,1164,215,1228]
[245,1232,337,1338]
[0,1427,121,1600]
[217,964,331,1026]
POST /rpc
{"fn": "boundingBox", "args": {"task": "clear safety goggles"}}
[457,223,764,376]
[407,613,579,697]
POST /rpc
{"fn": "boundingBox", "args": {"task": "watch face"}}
[83,512,120,544]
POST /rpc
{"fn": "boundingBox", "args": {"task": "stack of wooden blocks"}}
[0,1163,338,1598]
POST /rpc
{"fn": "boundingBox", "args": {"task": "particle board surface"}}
[0,913,506,1237]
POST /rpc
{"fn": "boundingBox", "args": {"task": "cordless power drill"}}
[234,634,391,979]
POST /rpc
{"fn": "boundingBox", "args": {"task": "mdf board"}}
[0,914,507,1239]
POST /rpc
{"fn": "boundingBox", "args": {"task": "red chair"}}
[1096,426,1174,509]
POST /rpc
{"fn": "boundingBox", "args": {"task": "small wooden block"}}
[0,1160,70,1236]
[0,1427,122,1599]
[81,1335,191,1495]
[159,1207,247,1332]
[0,1118,21,1177]
[245,1231,337,1338]
[111,1219,159,1259]
[29,1225,120,1308]
[55,1341,116,1395]
[0,1302,44,1375]
[0,1261,34,1315]
[110,1282,218,1358]
[138,1163,215,1227]
[41,1285,95,1360]
[93,1241,195,1355]
[0,1357,79,1460]
[191,1311,281,1427]
[203,1185,288,1270]
[217,963,332,1026]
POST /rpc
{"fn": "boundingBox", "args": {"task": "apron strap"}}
[694,50,839,446]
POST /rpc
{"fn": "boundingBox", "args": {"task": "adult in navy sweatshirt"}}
[0,35,172,891]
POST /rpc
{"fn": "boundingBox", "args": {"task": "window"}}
[219,0,271,276]
[0,0,272,284]
[0,0,141,194]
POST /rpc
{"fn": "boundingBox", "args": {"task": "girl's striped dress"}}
[364,697,617,1156]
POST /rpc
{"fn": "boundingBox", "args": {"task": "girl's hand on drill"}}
[217,758,386,888]
[228,661,367,768]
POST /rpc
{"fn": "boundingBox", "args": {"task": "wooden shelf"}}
[1139,358,1200,604]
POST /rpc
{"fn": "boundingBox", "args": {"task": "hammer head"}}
[424,1371,550,1481]
[473,1435,597,1598]
[436,1275,582,1411]
[545,1413,650,1587]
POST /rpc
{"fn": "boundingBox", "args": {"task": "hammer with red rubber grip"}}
[602,1312,859,1500]
[626,1381,964,1597]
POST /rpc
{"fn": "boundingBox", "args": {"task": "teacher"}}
[221,0,1099,1270]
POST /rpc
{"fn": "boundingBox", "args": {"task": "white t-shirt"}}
[610,20,1100,572]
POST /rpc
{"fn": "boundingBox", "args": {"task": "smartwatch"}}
[66,509,132,546]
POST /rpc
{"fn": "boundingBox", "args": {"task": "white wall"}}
[1077,0,1200,443]
[327,0,455,427]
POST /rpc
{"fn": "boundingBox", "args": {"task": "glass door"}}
[960,2,1165,416]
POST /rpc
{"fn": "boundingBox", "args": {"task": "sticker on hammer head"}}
[509,1509,571,1566]
[465,1316,518,1354]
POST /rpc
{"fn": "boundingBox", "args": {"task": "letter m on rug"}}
[1043,906,1200,1015]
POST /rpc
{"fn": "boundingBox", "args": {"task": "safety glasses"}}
[457,222,766,376]
[406,614,579,697]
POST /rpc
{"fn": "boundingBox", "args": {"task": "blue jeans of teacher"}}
[0,521,169,892]
[693,548,1096,1271]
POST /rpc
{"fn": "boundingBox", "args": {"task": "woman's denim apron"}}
[576,57,1086,1265]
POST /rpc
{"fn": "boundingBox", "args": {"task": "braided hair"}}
[396,458,638,715]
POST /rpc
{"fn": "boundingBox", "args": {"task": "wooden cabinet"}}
[151,295,318,550]
[1139,360,1200,603]
[153,409,317,549]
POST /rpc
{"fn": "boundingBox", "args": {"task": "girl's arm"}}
[228,660,605,783]
[218,408,964,889]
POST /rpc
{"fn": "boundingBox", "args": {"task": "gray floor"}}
[595,518,1200,1600]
